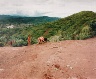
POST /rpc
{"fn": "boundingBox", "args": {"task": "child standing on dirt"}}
[27,35,31,46]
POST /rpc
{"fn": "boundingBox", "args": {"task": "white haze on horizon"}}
[0,0,96,18]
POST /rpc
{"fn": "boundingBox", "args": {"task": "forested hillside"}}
[44,11,96,40]
[0,15,59,28]
[0,11,96,47]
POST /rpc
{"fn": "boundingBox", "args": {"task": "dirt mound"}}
[0,37,96,79]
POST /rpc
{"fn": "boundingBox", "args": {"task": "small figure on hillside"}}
[38,36,47,44]
[27,35,31,46]
[7,40,15,46]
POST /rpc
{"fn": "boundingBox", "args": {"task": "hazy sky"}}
[0,0,96,17]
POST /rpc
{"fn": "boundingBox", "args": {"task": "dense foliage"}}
[48,11,96,40]
[0,11,96,47]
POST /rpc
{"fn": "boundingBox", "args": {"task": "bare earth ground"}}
[0,37,96,79]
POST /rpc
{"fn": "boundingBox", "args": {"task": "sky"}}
[0,0,96,18]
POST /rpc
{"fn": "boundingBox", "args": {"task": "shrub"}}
[49,35,60,42]
[12,39,27,47]
[0,42,4,47]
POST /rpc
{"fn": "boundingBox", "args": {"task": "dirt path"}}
[0,37,96,79]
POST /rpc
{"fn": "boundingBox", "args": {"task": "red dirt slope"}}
[0,37,96,79]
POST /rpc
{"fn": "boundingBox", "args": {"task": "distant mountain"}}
[0,15,59,27]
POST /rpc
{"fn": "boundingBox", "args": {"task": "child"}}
[27,35,31,46]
